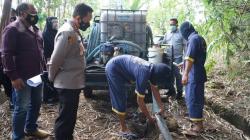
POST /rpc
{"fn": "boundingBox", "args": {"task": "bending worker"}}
[105,54,173,138]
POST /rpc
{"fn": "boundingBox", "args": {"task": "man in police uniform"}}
[180,21,207,136]
[105,54,173,139]
[48,3,93,140]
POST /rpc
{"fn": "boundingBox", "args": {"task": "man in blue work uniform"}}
[158,18,186,100]
[180,21,207,136]
[105,54,173,139]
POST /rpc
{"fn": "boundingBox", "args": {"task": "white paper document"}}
[27,74,42,87]
[173,62,183,67]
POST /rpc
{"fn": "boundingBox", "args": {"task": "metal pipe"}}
[152,94,172,140]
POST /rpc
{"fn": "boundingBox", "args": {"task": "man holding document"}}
[1,3,49,139]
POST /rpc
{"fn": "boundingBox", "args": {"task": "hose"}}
[86,44,103,62]
[87,23,101,56]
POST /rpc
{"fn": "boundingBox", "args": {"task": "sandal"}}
[182,128,201,136]
[182,124,203,136]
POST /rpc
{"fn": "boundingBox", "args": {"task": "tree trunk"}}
[0,0,12,48]
[45,0,51,17]
[58,7,61,23]
[62,0,67,18]
[0,0,3,14]
[48,0,50,17]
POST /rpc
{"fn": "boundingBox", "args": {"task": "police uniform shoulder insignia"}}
[68,35,76,45]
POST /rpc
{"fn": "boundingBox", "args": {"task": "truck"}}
[83,9,174,98]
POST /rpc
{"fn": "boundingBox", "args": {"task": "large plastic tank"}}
[100,9,147,53]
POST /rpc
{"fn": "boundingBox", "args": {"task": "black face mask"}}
[26,14,39,25]
[10,16,17,22]
[79,21,90,31]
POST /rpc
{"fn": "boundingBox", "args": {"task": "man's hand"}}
[11,78,25,91]
[178,63,183,70]
[182,74,188,85]
[148,115,156,124]
[158,106,165,115]
[182,60,193,85]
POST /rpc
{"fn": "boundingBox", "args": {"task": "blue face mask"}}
[170,25,177,32]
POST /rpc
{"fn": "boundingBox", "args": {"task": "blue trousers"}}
[106,62,127,115]
[185,82,205,121]
[12,83,42,140]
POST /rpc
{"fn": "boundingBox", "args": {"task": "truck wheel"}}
[83,87,93,98]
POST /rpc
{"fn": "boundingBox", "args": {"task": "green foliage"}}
[201,0,250,65]
[27,0,100,31]
[146,0,194,35]
[7,0,248,70]
[124,0,144,10]
[37,12,47,29]
[205,58,216,74]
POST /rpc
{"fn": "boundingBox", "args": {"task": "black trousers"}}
[0,69,13,99]
[43,84,58,103]
[54,89,81,140]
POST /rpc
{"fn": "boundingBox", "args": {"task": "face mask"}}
[52,20,59,30]
[170,25,177,32]
[79,21,90,31]
[26,13,39,25]
[10,16,17,22]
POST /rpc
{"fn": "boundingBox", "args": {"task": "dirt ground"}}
[0,89,249,140]
[0,90,8,105]
[205,65,250,123]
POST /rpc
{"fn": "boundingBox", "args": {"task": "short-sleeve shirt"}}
[159,29,186,60]
[107,55,153,97]
[184,32,207,83]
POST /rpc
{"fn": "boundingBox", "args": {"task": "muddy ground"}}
[0,89,249,140]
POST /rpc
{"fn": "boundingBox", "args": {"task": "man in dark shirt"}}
[105,55,173,138]
[180,21,207,136]
[1,3,49,140]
